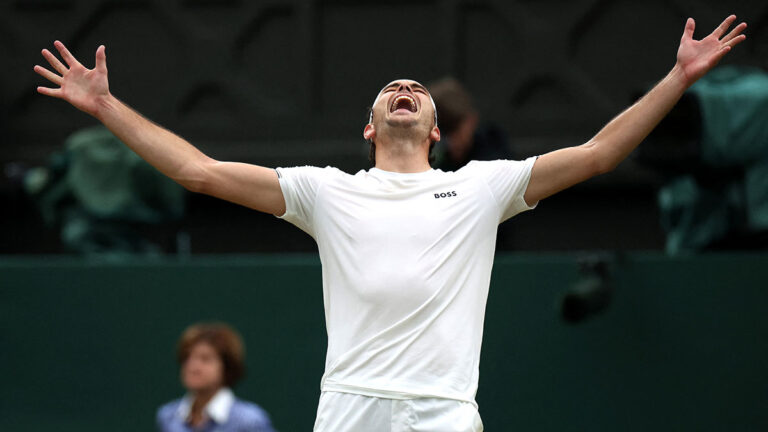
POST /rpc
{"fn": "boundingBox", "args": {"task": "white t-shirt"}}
[275,157,538,406]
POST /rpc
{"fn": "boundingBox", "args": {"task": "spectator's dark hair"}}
[366,107,436,166]
[177,322,245,388]
[426,77,476,136]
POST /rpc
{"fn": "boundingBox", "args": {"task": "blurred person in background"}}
[427,77,518,249]
[34,14,746,432]
[156,322,276,432]
[23,125,186,256]
[427,77,513,172]
[636,65,768,253]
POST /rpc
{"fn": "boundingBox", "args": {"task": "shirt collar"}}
[368,167,438,179]
[175,387,235,424]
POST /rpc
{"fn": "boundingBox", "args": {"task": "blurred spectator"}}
[428,77,519,249]
[24,125,186,256]
[427,77,513,171]
[156,323,276,432]
[636,66,768,253]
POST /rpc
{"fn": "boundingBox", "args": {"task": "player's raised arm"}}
[522,15,747,207]
[34,41,286,216]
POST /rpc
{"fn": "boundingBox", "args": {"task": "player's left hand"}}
[676,15,747,86]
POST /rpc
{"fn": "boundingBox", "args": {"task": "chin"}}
[386,116,420,128]
[183,380,211,391]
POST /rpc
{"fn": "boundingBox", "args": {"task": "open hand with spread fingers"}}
[676,15,747,86]
[33,41,109,117]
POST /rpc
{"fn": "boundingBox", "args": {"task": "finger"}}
[682,17,695,40]
[724,34,746,49]
[33,65,62,86]
[42,48,67,75]
[722,22,747,43]
[711,45,732,66]
[95,45,107,72]
[712,14,737,38]
[37,86,63,98]
[53,40,82,68]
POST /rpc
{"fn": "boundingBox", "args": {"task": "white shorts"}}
[313,391,484,432]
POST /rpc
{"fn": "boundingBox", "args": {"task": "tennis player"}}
[34,15,746,431]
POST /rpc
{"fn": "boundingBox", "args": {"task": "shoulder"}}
[461,158,537,174]
[457,159,505,175]
[276,165,346,179]
[275,166,350,196]
[229,399,275,431]
[156,398,182,424]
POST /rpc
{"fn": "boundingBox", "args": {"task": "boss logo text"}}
[434,191,458,199]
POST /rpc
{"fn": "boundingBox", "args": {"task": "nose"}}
[396,83,413,93]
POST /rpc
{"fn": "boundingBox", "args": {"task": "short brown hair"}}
[427,77,475,136]
[176,322,246,387]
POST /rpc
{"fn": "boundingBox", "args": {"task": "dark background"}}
[3,0,766,254]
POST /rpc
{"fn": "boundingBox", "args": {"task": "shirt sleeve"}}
[236,402,278,432]
[155,403,173,432]
[274,165,339,237]
[155,407,164,432]
[467,156,539,223]
[252,407,278,432]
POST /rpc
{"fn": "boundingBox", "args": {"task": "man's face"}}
[370,79,436,132]
[181,341,224,392]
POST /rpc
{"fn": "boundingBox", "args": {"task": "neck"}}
[374,136,431,173]
[190,386,220,418]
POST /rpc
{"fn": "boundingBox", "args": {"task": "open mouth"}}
[390,94,418,113]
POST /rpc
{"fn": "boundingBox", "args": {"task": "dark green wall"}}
[1,253,767,431]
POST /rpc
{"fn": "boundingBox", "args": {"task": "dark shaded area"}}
[3,0,765,254]
[1,175,665,253]
[560,254,614,323]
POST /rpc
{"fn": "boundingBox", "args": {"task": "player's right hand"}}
[34,41,110,117]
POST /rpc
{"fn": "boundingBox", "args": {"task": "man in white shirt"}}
[34,15,746,431]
